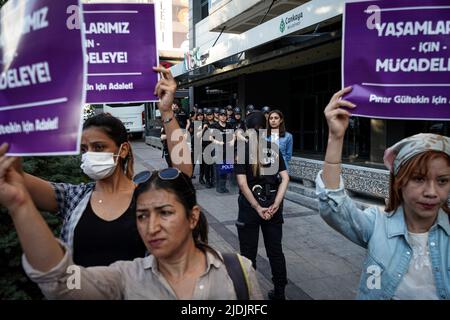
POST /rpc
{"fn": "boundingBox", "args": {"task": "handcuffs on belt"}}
[251,185,267,202]
[251,184,277,203]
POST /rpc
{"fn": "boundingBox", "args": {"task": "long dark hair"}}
[83,113,134,179]
[267,110,286,137]
[134,171,208,246]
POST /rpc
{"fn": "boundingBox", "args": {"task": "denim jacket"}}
[315,171,450,300]
[268,132,293,170]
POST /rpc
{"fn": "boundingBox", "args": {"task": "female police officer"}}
[234,111,290,300]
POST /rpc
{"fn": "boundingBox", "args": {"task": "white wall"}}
[208,0,262,30]
[194,18,240,56]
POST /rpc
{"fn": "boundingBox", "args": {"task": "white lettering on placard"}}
[87,52,128,64]
[22,121,34,134]
[0,118,58,135]
[109,82,134,90]
[35,117,59,131]
[84,22,130,34]
[0,122,22,135]
[376,20,450,37]
[394,95,430,104]
[22,7,49,35]
[88,82,134,91]
[376,58,450,72]
[0,62,52,90]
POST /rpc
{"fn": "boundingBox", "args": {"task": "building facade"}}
[170,0,450,200]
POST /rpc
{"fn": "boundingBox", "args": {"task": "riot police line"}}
[164,125,282,176]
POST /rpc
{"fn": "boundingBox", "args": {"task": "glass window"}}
[201,0,209,19]
[289,58,371,162]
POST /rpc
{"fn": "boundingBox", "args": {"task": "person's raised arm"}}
[160,127,167,142]
[153,66,192,176]
[11,158,58,213]
[322,87,355,189]
[0,144,64,272]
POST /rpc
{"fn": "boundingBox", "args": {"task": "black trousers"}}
[204,163,214,184]
[191,150,196,176]
[237,197,287,289]
[199,163,206,180]
[215,165,228,192]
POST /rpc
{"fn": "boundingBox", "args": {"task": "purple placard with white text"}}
[0,0,86,156]
[84,3,159,104]
[343,0,450,120]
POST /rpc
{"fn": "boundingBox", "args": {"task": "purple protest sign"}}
[83,3,159,104]
[343,0,450,120]
[0,0,86,156]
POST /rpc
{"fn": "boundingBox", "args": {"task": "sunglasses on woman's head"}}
[133,168,194,193]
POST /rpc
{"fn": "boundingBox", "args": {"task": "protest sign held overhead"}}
[0,0,86,155]
[343,0,450,120]
[83,3,159,104]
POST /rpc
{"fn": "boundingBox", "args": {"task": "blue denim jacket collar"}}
[387,206,450,239]
[436,210,450,236]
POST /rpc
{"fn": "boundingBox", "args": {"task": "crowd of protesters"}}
[1,67,449,301]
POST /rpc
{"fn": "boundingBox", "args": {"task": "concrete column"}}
[190,0,201,48]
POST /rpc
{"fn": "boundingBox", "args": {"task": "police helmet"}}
[245,111,266,130]
[262,106,271,113]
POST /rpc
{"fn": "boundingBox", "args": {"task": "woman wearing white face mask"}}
[11,67,192,267]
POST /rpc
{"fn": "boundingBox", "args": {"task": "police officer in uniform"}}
[187,110,198,178]
[226,105,235,125]
[213,107,220,122]
[210,108,234,193]
[262,106,271,121]
[203,108,216,188]
[233,107,245,131]
[234,111,289,300]
[191,109,205,182]
[160,126,171,167]
[246,104,255,116]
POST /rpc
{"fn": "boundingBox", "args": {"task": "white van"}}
[103,103,145,139]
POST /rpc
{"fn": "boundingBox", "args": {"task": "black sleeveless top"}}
[73,199,147,267]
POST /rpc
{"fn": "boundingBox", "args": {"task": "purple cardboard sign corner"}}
[343,0,450,120]
[0,0,86,156]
